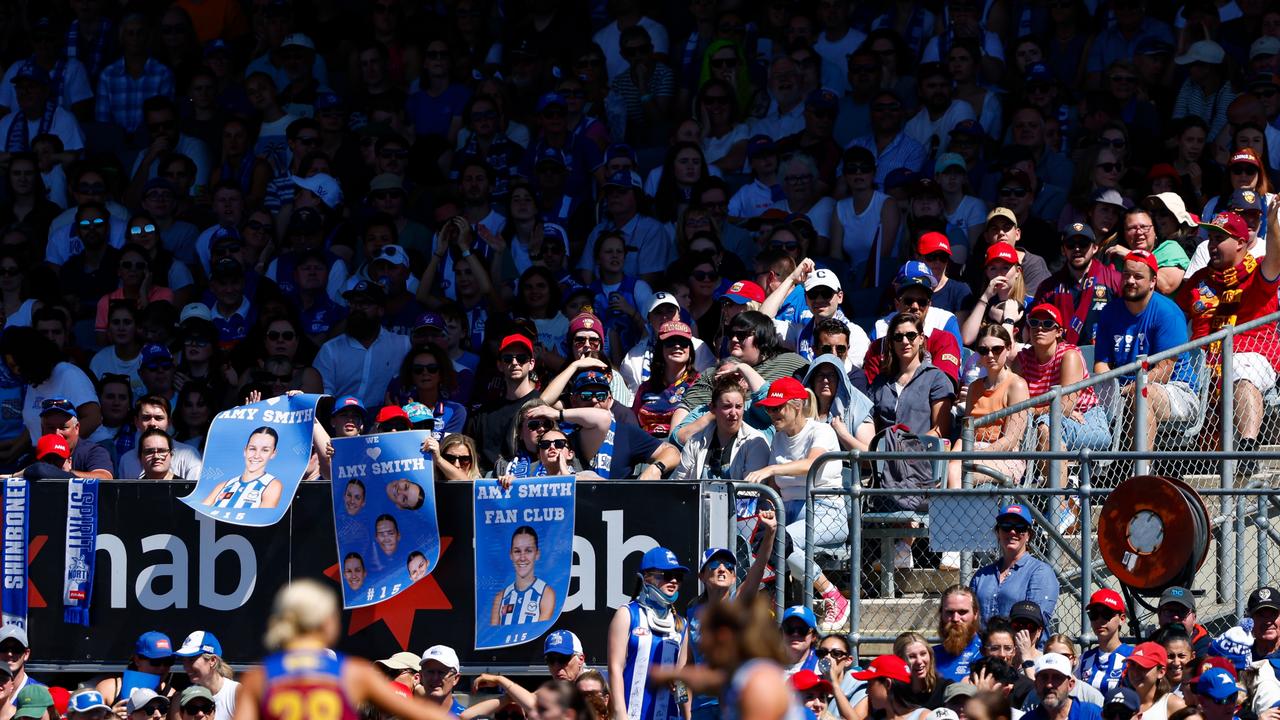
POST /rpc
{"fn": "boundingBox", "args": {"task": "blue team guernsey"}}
[1078,644,1134,693]
[621,602,683,720]
[934,635,983,682]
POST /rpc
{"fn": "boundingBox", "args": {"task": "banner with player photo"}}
[332,431,440,609]
[473,475,575,650]
[181,393,322,527]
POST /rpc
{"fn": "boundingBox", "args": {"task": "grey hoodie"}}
[803,353,873,437]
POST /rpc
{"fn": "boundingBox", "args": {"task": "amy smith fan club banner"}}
[182,394,322,526]
[473,475,575,650]
[332,431,441,609]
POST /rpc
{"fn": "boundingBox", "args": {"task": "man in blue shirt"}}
[1093,249,1199,449]
[934,586,984,682]
[1024,653,1102,720]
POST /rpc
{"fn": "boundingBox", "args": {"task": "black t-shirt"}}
[905,678,953,709]
[72,440,113,475]
[470,390,541,473]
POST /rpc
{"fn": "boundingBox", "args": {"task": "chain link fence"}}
[788,311,1280,654]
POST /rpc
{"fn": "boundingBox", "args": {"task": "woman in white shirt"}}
[744,377,848,633]
[830,146,897,279]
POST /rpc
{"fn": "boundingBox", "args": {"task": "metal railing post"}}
[1078,451,1096,647]
[1048,393,1064,570]
[804,455,817,612]
[1134,356,1149,476]
[960,420,975,587]
[849,456,864,657]
[1219,332,1236,606]
[1260,489,1271,588]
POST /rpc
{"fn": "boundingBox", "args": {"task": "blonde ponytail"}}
[263,579,338,651]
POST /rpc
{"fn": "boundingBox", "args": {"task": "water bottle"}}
[673,680,690,705]
[818,657,832,675]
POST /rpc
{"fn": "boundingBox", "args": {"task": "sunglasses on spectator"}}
[1096,162,1123,173]
[0,267,18,277]
[771,240,800,250]
[120,260,148,271]
[815,648,850,660]
[573,335,601,347]
[817,344,847,355]
[184,701,216,715]
[845,163,875,174]
[526,418,554,432]
[537,438,569,450]
[662,339,691,350]
[1231,164,1259,175]
[703,558,735,572]
[130,224,157,235]
[999,186,1029,198]
[1087,608,1118,622]
[645,570,684,582]
[1098,138,1127,149]
[975,344,1006,356]
[78,217,106,227]
[781,623,810,636]
[576,390,610,402]
[692,270,720,282]
[500,353,531,365]
[442,452,472,467]
[1027,317,1058,330]
[267,330,296,342]
[141,700,170,716]
[890,331,920,343]
[413,363,441,374]
[77,182,107,194]
[996,522,1030,533]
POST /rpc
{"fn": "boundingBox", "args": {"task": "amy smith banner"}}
[332,431,441,609]
[473,475,575,650]
[182,394,322,526]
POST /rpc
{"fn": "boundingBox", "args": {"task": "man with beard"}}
[1033,223,1123,347]
[935,586,984,682]
[1093,251,1198,450]
[903,63,975,157]
[1024,654,1101,720]
[314,279,410,409]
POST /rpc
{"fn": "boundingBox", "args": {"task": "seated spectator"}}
[1093,250,1198,450]
[935,587,984,682]
[1033,223,1123,347]
[389,346,466,441]
[868,313,955,439]
[0,63,85,157]
[916,233,973,315]
[1025,654,1101,720]
[94,244,175,341]
[1144,193,1203,271]
[116,394,202,480]
[1154,586,1211,658]
[37,397,112,480]
[314,279,409,410]
[852,654,924,720]
[633,321,698,438]
[1013,304,1111,457]
[729,136,782,220]
[761,258,870,364]
[430,433,480,482]
[91,302,145,396]
[671,376,768,481]
[1187,189,1268,277]
[494,398,609,479]
[129,96,211,197]
[972,208,1051,305]
[894,631,951,708]
[868,261,963,379]
[1151,626,1194,698]
[1079,590,1133,694]
[469,334,541,471]
[779,606,821,677]
[1102,208,1188,295]
[948,325,1029,487]
[1177,209,1280,473]
[1123,643,1186,717]
[619,292,715,394]
[962,243,1028,352]
[138,428,181,480]
[95,14,175,135]
[802,354,873,451]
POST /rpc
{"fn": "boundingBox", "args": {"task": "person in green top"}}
[1102,207,1189,296]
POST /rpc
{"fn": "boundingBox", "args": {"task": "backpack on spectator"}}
[871,424,936,511]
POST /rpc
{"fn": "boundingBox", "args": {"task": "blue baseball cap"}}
[747,134,777,159]
[949,119,985,139]
[38,397,78,418]
[537,92,568,113]
[1231,188,1264,212]
[1136,37,1174,56]
[782,605,818,630]
[140,343,174,369]
[176,630,222,658]
[570,369,611,392]
[893,260,937,292]
[805,88,839,112]
[11,61,50,87]
[1024,62,1053,85]
[543,629,584,656]
[639,547,689,573]
[699,547,736,573]
[997,504,1034,527]
[604,143,637,164]
[68,690,112,714]
[315,92,343,111]
[413,311,447,332]
[884,168,918,192]
[604,170,643,190]
[542,222,569,250]
[333,396,365,414]
[536,146,568,168]
[135,631,173,660]
[1194,668,1240,702]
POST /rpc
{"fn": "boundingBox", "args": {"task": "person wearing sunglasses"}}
[759,257,870,365]
[94,243,175,344]
[90,631,177,711]
[969,504,1057,633]
[392,347,465,442]
[495,396,607,481]
[127,688,172,720]
[868,312,955,445]
[472,335,543,471]
[1076,589,1132,694]
[830,145,898,276]
[946,324,1029,489]
[633,321,700,438]
[607,546,689,720]
[869,261,963,377]
[1190,668,1240,720]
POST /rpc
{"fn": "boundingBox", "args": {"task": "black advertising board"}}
[24,480,701,669]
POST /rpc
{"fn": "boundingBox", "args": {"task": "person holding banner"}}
[489,525,557,625]
[428,434,479,481]
[327,396,367,438]
[496,399,610,479]
[90,630,176,709]
[232,579,452,720]
[200,426,282,509]
[607,546,689,720]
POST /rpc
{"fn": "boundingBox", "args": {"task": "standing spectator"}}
[607,547,686,720]
[969,505,1059,630]
[1078,590,1132,694]
[313,279,410,409]
[95,14,175,134]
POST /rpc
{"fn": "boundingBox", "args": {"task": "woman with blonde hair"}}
[893,632,947,707]
[232,579,450,720]
[177,630,238,720]
[744,377,849,633]
[430,433,480,481]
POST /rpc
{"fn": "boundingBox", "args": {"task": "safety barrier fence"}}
[800,448,1280,661]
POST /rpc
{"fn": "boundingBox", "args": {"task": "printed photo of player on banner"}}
[332,430,440,609]
[473,475,575,650]
[181,393,323,526]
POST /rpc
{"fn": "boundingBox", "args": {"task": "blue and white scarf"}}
[1,478,29,630]
[63,478,98,626]
[4,102,55,153]
[589,418,616,476]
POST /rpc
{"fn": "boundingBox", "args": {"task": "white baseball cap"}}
[1033,653,1074,677]
[127,688,162,714]
[421,645,460,672]
[803,268,842,293]
[647,292,680,315]
[281,33,315,51]
[179,303,213,324]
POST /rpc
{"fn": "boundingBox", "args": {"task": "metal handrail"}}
[726,482,788,615]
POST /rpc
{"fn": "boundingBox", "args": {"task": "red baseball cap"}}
[723,280,766,304]
[658,321,693,341]
[35,433,70,461]
[852,654,912,683]
[1147,163,1180,182]
[985,242,1019,266]
[1127,642,1168,669]
[1198,211,1250,243]
[499,334,534,354]
[1125,249,1159,276]
[1087,588,1126,613]
[790,670,835,695]
[375,405,410,424]
[756,377,808,407]
[1029,303,1064,326]
[1199,656,1238,679]
[918,232,952,257]
[1229,150,1262,169]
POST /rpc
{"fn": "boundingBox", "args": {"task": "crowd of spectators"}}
[6,0,1280,716]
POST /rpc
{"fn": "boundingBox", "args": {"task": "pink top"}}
[95,287,176,332]
[1016,342,1098,415]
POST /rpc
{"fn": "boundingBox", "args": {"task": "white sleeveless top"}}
[835,192,889,266]
[1140,692,1172,720]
